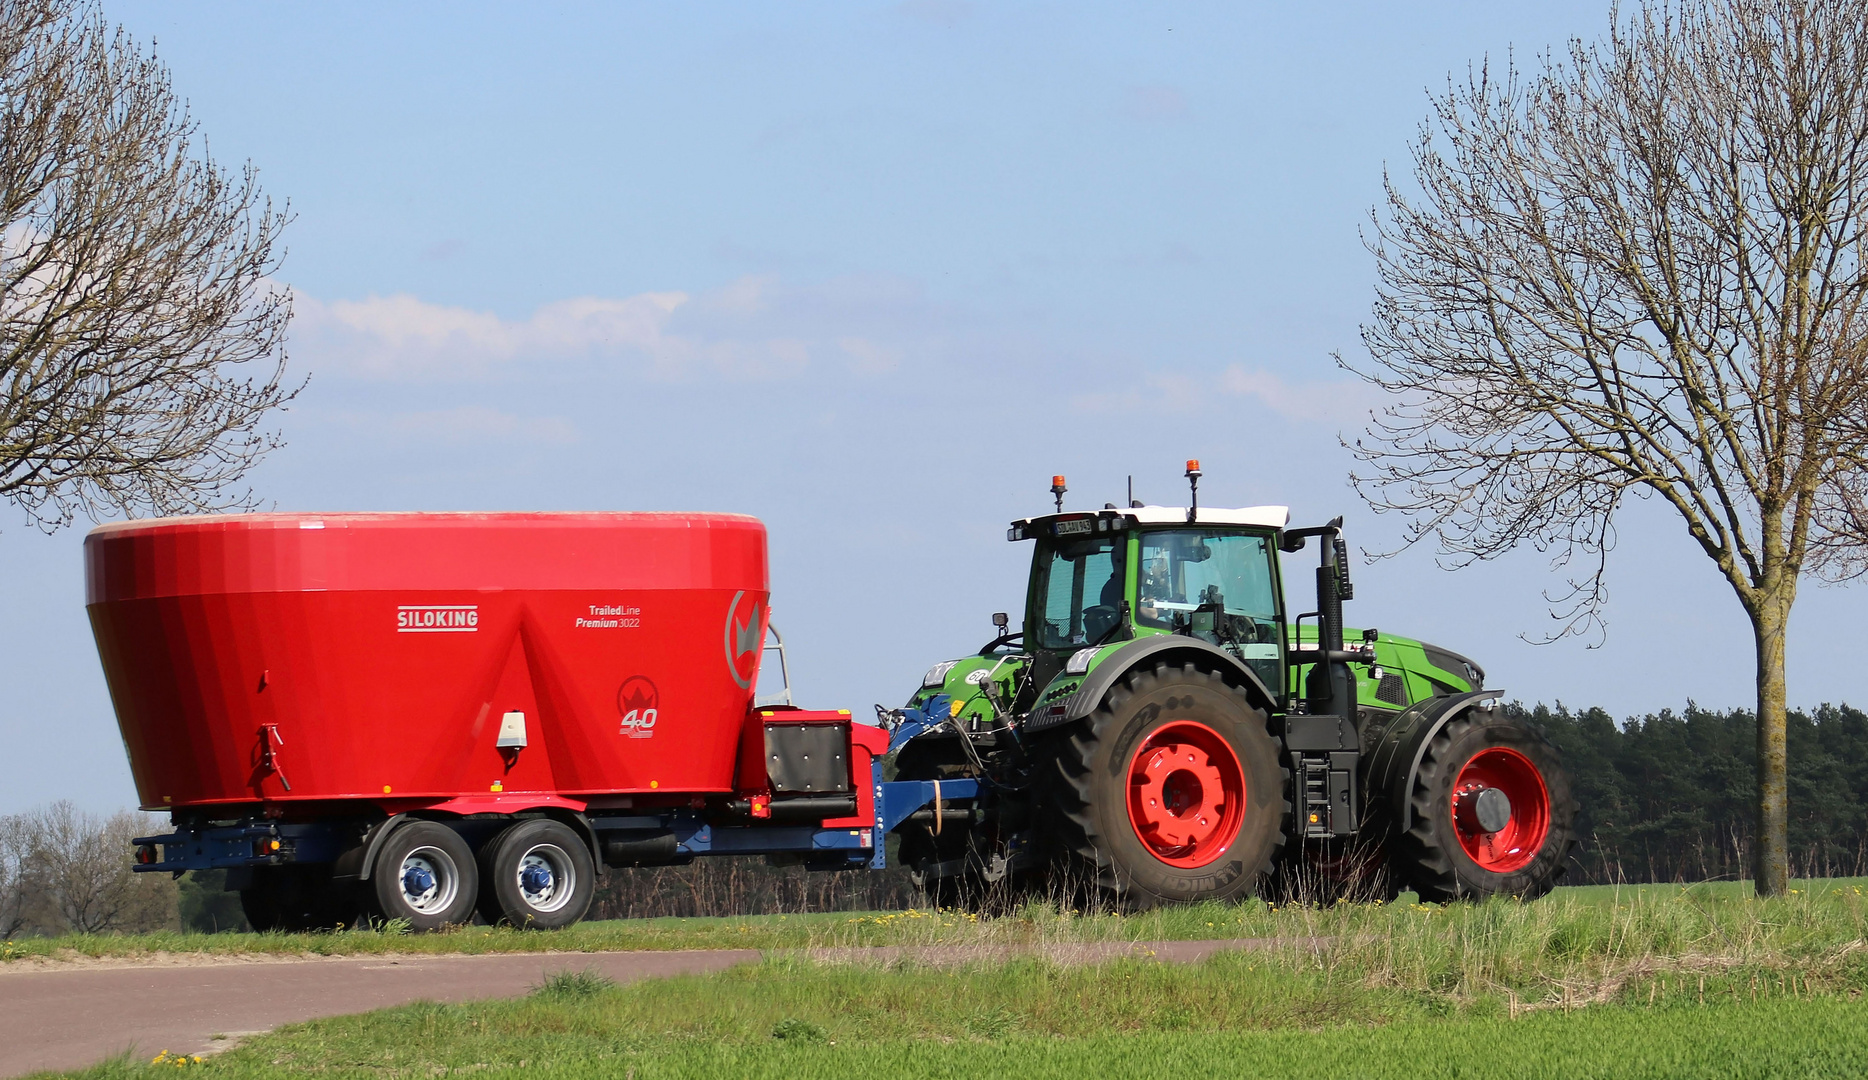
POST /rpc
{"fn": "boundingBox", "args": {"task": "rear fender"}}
[331,813,408,882]
[1362,689,1502,832]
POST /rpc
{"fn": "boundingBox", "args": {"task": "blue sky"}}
[3,1,1856,814]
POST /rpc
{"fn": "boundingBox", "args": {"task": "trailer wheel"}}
[1391,706,1577,902]
[370,821,478,931]
[1046,661,1285,909]
[477,819,595,929]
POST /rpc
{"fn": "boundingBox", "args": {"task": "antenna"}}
[1127,475,1133,508]
[1051,474,1067,513]
[1184,459,1202,522]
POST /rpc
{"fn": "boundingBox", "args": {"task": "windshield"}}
[1034,536,1125,648]
[1136,530,1280,653]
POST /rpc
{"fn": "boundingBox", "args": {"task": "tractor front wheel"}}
[1046,661,1285,909]
[1391,707,1576,902]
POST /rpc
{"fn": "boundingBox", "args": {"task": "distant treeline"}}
[1516,701,1868,884]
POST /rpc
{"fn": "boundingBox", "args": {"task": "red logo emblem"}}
[617,675,658,738]
[724,590,763,689]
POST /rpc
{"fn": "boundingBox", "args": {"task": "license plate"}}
[1055,519,1092,535]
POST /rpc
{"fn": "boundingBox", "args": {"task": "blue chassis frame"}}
[134,773,982,875]
[135,704,981,876]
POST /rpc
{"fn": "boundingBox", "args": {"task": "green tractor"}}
[881,463,1578,909]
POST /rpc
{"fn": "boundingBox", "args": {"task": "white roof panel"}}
[1125,505,1290,528]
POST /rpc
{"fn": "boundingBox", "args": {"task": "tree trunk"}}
[1751,587,1792,897]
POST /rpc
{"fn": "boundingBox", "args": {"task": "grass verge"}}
[42,950,1868,1080]
[7,877,1868,965]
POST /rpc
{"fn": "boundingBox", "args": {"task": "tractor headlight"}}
[922,660,960,688]
[1065,648,1098,676]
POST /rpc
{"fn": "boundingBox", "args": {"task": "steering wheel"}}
[1080,604,1120,643]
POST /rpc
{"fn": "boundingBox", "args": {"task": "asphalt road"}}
[0,949,757,1077]
[0,938,1297,1077]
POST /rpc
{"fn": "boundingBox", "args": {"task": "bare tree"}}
[17,802,175,934]
[1,0,295,529]
[0,813,27,938]
[1348,0,1868,895]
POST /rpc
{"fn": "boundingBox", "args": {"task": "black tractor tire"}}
[476,819,596,929]
[1390,706,1577,902]
[240,865,361,932]
[369,820,479,931]
[1044,661,1286,910]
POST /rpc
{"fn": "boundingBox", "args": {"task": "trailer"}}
[92,511,935,929]
[99,475,1575,928]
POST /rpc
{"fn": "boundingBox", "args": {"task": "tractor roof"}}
[1010,504,1289,539]
[1125,504,1289,528]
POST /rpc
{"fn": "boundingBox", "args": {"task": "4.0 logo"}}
[617,675,659,739]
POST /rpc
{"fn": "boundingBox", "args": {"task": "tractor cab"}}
[1008,503,1291,701]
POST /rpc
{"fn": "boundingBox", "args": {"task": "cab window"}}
[1136,530,1281,682]
[1034,537,1125,648]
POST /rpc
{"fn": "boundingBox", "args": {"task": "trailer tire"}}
[477,819,595,929]
[1390,706,1577,902]
[1045,661,1285,910]
[370,821,478,931]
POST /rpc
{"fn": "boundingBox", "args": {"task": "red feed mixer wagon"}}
[94,472,1578,926]
[90,512,933,930]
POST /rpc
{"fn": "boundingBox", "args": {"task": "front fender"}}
[1362,689,1502,832]
[1024,636,1280,734]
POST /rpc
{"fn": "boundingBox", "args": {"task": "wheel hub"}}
[401,863,436,901]
[515,846,575,912]
[1134,745,1226,848]
[1456,785,1512,834]
[1450,747,1551,874]
[1124,720,1247,869]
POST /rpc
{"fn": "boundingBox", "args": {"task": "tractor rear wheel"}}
[1045,661,1285,910]
[1391,707,1576,902]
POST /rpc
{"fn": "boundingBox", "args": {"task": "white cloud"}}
[284,274,968,384]
[294,290,690,379]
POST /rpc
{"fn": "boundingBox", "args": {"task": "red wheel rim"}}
[1451,747,1550,873]
[1125,721,1246,869]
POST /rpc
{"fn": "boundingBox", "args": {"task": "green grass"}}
[45,951,1868,1079]
[9,877,1868,964]
[31,882,1868,1077]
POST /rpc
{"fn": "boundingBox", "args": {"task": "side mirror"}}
[992,612,1009,631]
